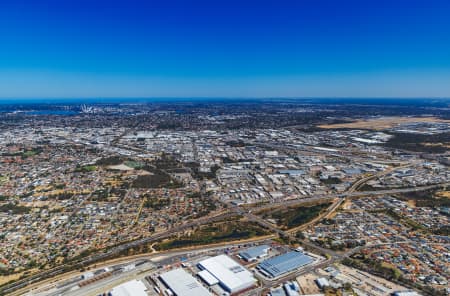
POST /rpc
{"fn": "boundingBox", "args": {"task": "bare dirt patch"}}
[422,142,450,149]
[0,274,22,286]
[0,268,38,286]
[435,191,450,199]
[107,164,134,171]
[406,200,416,208]
[318,116,450,130]
[296,273,321,294]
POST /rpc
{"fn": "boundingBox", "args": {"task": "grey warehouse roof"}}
[258,251,313,278]
[278,170,305,176]
[239,245,270,261]
[160,268,211,296]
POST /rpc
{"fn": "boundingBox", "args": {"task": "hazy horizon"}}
[1,97,449,105]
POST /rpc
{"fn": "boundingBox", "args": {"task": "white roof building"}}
[110,280,148,296]
[315,278,330,289]
[198,270,220,286]
[393,291,422,296]
[160,268,211,296]
[198,254,257,294]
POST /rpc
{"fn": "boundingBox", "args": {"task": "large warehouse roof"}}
[198,270,219,286]
[198,255,256,293]
[110,280,148,296]
[258,251,313,278]
[160,268,211,296]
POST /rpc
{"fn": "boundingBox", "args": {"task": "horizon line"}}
[1,96,450,100]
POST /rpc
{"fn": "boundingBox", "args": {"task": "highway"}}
[22,239,275,296]
[2,179,449,295]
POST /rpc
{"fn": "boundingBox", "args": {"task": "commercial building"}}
[198,270,219,286]
[283,281,301,296]
[270,287,288,296]
[109,280,148,296]
[278,170,306,176]
[392,291,422,296]
[198,254,257,294]
[159,268,211,296]
[315,278,330,289]
[239,244,270,262]
[257,251,314,278]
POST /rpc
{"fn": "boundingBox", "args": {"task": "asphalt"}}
[3,180,449,295]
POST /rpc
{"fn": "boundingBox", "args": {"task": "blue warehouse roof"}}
[258,251,313,278]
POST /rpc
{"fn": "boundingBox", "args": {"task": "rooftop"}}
[198,254,256,293]
[160,268,211,296]
[110,280,148,296]
[239,244,270,261]
[258,251,313,278]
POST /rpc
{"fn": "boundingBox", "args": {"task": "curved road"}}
[2,179,448,295]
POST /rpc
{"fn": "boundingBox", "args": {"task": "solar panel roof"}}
[257,251,313,278]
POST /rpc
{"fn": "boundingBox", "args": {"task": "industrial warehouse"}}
[109,280,149,296]
[159,268,211,296]
[198,254,257,294]
[238,244,270,262]
[257,252,314,278]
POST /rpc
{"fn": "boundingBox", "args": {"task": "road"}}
[2,179,449,295]
[22,239,275,296]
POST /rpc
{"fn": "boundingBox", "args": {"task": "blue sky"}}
[1,0,450,98]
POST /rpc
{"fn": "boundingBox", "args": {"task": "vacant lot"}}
[337,264,408,296]
[131,170,182,188]
[396,189,450,208]
[261,202,331,230]
[154,219,270,251]
[296,274,321,294]
[383,132,450,153]
[318,116,450,130]
[436,191,450,198]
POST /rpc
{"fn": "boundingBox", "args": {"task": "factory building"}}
[198,254,257,294]
[109,280,148,296]
[159,268,211,296]
[315,278,330,289]
[257,251,314,278]
[392,291,422,296]
[238,244,270,262]
[198,270,219,286]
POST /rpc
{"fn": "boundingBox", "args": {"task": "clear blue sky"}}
[1,0,450,98]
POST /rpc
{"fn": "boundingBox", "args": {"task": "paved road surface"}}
[3,181,448,295]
